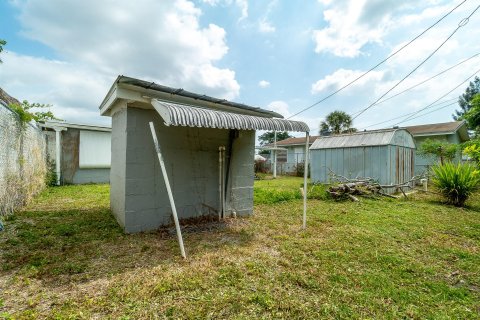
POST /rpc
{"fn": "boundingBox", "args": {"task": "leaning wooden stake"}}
[149,122,186,259]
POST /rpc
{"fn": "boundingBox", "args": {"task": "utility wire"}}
[362,97,458,129]
[394,67,480,125]
[287,0,467,119]
[401,101,458,123]
[349,52,480,117]
[352,4,480,121]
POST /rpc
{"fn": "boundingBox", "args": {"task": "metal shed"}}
[310,129,416,190]
[99,76,310,234]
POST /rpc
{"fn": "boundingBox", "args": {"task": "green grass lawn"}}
[1,178,479,319]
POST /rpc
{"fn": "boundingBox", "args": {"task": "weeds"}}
[1,178,479,319]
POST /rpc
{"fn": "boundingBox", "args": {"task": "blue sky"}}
[1,0,479,135]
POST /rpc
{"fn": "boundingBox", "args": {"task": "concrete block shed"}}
[99,76,309,233]
[39,121,111,185]
[310,129,416,191]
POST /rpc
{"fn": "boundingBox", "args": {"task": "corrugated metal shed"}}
[310,129,415,149]
[152,99,310,132]
[310,129,416,193]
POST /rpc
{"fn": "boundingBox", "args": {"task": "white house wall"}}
[79,130,111,168]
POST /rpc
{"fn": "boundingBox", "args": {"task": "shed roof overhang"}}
[151,99,309,132]
[99,75,283,118]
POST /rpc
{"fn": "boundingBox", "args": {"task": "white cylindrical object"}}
[149,122,186,259]
[55,129,61,185]
[218,146,223,220]
[303,132,309,229]
[273,131,277,178]
[421,178,428,192]
[221,146,226,219]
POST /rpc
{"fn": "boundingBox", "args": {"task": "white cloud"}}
[0,0,240,123]
[0,52,111,125]
[258,80,270,88]
[311,0,441,58]
[259,19,275,33]
[202,0,248,22]
[236,0,249,21]
[311,69,384,94]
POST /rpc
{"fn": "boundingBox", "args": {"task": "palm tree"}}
[320,110,356,135]
[0,39,6,63]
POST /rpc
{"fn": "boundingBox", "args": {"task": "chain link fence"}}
[0,103,47,216]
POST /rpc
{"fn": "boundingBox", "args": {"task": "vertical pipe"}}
[273,131,277,178]
[221,146,226,218]
[149,122,186,259]
[55,129,61,186]
[218,146,223,220]
[303,132,309,229]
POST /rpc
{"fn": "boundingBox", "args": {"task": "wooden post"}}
[149,122,186,259]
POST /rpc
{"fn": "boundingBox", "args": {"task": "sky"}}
[0,0,479,137]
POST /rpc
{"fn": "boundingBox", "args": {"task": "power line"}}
[287,0,467,119]
[395,67,480,125]
[361,97,458,129]
[352,4,480,121]
[400,101,458,123]
[349,52,480,117]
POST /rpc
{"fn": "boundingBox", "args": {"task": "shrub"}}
[431,162,480,207]
[294,161,310,178]
[418,138,458,165]
[463,142,480,166]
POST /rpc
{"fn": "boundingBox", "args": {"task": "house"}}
[310,128,416,193]
[99,76,309,233]
[262,135,318,174]
[403,121,469,175]
[39,120,111,185]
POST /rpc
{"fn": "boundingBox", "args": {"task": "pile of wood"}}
[327,170,427,201]
[328,180,385,201]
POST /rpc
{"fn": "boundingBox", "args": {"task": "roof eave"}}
[99,75,284,119]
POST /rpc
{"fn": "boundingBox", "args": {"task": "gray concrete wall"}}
[110,108,127,228]
[73,168,110,184]
[119,107,255,233]
[226,130,255,216]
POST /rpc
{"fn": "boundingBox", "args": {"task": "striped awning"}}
[151,99,309,132]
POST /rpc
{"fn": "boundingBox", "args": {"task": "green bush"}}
[431,162,480,207]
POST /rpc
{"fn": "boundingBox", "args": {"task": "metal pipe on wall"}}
[218,146,226,219]
[221,146,226,219]
[55,129,61,185]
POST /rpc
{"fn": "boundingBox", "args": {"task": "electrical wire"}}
[394,67,480,125]
[352,4,480,121]
[287,0,467,119]
[361,97,458,129]
[349,52,480,117]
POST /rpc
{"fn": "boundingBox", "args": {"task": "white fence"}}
[0,103,47,215]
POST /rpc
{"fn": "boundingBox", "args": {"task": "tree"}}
[453,76,480,121]
[319,110,356,135]
[258,131,293,145]
[0,39,6,63]
[418,138,458,165]
[9,100,60,125]
[460,93,480,134]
